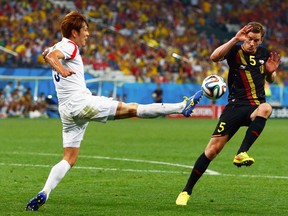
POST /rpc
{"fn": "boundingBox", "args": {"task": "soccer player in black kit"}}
[176,22,281,205]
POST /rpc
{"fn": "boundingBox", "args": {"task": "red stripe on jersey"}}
[67,41,77,60]
[239,69,256,105]
[236,50,257,106]
[235,51,242,65]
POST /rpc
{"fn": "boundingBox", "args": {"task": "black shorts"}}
[212,104,258,139]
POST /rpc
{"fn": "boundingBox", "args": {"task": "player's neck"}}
[241,44,257,54]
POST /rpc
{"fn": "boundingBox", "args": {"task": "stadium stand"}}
[0,0,288,118]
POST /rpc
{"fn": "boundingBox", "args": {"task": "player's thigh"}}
[250,103,272,120]
[73,95,119,122]
[212,105,255,137]
[90,96,119,121]
[61,117,89,148]
[59,104,88,147]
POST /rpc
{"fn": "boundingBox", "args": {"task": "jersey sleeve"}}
[224,45,239,61]
[55,40,78,60]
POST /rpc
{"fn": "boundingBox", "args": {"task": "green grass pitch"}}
[0,118,287,215]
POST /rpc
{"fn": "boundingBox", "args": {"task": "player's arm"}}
[265,52,281,83]
[43,48,75,78]
[210,25,253,62]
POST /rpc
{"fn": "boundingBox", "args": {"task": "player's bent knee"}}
[115,102,139,119]
[259,103,273,117]
[205,147,221,160]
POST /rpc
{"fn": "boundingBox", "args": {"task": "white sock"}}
[42,160,71,199]
[136,102,184,118]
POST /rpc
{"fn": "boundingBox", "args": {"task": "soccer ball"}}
[201,75,226,100]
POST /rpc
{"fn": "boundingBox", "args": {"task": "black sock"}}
[237,116,267,154]
[183,153,211,195]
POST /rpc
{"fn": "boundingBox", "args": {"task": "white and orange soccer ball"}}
[201,75,227,100]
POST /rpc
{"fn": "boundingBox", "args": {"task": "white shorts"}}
[58,94,119,148]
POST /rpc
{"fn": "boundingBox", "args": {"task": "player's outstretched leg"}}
[233,152,255,167]
[25,191,47,211]
[182,90,203,117]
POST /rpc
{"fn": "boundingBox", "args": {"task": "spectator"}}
[14,80,26,96]
[6,88,21,117]
[0,88,8,118]
[4,81,13,98]
[35,92,48,116]
[20,87,34,118]
[152,83,163,103]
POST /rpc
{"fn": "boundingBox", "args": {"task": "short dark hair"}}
[61,11,88,38]
[247,22,265,38]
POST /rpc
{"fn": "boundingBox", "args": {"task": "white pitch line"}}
[1,162,288,179]
[6,152,288,179]
[222,173,288,179]
[0,162,189,175]
[8,152,220,175]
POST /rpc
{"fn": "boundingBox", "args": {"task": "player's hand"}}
[44,49,75,77]
[60,68,76,78]
[234,25,253,42]
[42,48,51,62]
[265,52,281,74]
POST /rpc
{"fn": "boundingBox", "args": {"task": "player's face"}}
[76,22,89,48]
[242,32,263,54]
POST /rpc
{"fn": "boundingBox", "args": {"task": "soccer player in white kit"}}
[25,11,203,211]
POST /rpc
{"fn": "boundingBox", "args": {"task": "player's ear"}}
[71,29,78,38]
[259,37,264,44]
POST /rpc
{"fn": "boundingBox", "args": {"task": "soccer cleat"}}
[182,90,203,117]
[176,191,190,206]
[233,152,255,167]
[25,191,47,211]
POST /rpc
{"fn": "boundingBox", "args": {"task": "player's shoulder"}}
[54,38,78,57]
[258,46,269,53]
[56,38,75,47]
[256,46,270,57]
[225,44,241,59]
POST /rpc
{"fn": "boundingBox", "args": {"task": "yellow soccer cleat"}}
[233,152,255,167]
[176,191,190,206]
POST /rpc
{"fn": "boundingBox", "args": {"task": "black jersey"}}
[225,45,270,106]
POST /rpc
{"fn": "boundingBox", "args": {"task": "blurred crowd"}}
[0,80,48,118]
[0,0,288,85]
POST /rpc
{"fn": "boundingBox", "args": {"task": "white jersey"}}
[51,37,91,105]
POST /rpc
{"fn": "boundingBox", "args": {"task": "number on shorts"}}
[217,122,226,133]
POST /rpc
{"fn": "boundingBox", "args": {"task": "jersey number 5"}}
[217,122,226,133]
[249,56,256,66]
